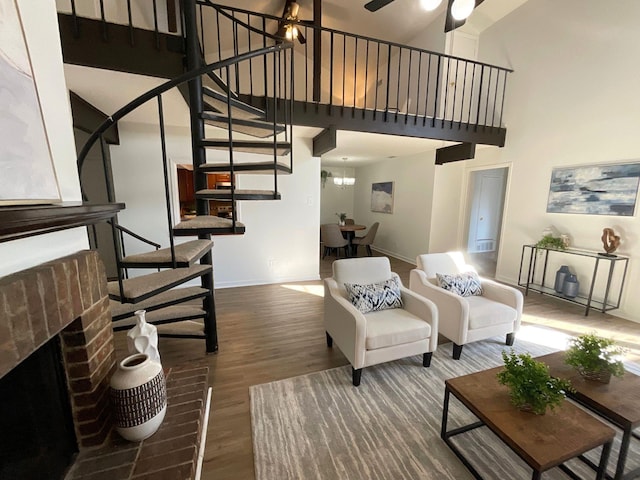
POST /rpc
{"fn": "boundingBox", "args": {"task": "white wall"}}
[0,0,88,277]
[320,166,356,225]
[110,123,320,287]
[353,153,435,264]
[478,0,640,322]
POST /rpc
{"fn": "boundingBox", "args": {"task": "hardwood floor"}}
[113,253,640,480]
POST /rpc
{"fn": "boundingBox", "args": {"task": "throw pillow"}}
[344,277,403,314]
[436,272,483,297]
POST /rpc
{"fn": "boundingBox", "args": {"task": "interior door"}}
[467,169,506,253]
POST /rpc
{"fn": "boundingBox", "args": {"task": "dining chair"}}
[320,224,350,259]
[352,222,379,257]
[344,218,355,225]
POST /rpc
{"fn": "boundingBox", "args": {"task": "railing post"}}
[183,0,217,353]
[313,0,322,102]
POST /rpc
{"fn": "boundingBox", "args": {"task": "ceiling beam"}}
[313,127,336,156]
[435,142,476,165]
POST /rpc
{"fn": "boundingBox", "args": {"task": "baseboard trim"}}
[370,246,416,266]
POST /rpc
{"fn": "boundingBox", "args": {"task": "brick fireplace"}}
[0,250,210,480]
[0,250,114,449]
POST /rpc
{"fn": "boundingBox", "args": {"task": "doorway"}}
[465,166,508,278]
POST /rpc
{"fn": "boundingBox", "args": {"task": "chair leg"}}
[452,343,463,360]
[326,331,333,348]
[423,352,432,367]
[366,245,372,257]
[506,332,515,346]
[352,368,362,387]
[322,247,328,259]
[344,246,350,258]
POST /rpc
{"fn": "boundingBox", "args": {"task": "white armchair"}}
[324,257,438,386]
[409,252,523,360]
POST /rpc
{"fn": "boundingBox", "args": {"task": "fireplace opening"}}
[0,336,78,480]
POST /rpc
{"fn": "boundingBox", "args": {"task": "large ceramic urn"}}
[109,353,167,441]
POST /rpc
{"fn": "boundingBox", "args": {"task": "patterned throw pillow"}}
[344,277,403,314]
[436,272,483,297]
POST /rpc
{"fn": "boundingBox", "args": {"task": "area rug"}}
[250,327,640,479]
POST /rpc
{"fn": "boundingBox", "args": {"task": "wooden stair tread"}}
[110,286,209,320]
[201,139,291,156]
[108,264,211,303]
[200,161,292,175]
[173,216,245,236]
[202,113,284,139]
[202,86,264,120]
[112,305,206,330]
[120,239,213,268]
[195,189,280,201]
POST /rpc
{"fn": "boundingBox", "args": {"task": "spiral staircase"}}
[60,0,511,354]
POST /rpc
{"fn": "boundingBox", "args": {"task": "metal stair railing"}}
[77,44,293,303]
[200,1,513,132]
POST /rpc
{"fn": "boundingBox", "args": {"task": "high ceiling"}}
[64,0,527,167]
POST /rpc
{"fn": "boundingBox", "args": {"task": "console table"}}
[518,245,629,316]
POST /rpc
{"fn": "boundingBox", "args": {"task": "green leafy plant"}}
[335,212,347,222]
[565,333,626,380]
[321,170,332,188]
[535,234,567,251]
[497,350,572,415]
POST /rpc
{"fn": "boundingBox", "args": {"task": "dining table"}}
[339,224,366,256]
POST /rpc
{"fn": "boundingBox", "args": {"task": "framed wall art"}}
[0,0,60,205]
[371,181,394,213]
[546,162,640,216]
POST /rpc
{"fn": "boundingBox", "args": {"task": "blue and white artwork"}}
[371,181,394,213]
[547,163,640,216]
[0,0,60,205]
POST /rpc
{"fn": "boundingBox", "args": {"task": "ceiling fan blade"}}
[297,29,307,44]
[364,0,396,12]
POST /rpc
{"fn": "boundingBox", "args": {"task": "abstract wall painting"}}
[547,162,640,216]
[0,0,60,205]
[371,181,394,213]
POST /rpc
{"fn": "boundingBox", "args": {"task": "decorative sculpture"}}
[600,228,620,257]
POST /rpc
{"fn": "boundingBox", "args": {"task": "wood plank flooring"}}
[113,253,640,480]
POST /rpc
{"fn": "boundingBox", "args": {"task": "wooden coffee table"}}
[539,351,640,480]
[441,366,615,480]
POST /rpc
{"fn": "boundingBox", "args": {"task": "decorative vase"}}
[339,220,345,226]
[577,366,612,384]
[110,353,167,441]
[127,310,160,364]
[562,274,579,298]
[554,265,571,294]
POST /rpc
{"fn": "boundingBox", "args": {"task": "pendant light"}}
[333,158,356,187]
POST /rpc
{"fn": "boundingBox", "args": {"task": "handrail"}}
[110,221,161,249]
[77,44,291,171]
[200,1,513,73]
[199,1,512,130]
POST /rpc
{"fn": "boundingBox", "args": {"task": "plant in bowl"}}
[497,350,573,415]
[565,333,626,383]
[535,234,567,251]
[335,212,347,224]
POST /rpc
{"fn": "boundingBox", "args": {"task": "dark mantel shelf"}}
[0,202,125,243]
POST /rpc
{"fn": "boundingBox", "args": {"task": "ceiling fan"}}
[275,1,307,44]
[364,0,484,32]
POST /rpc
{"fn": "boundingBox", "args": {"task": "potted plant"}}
[336,212,347,226]
[497,350,572,415]
[535,234,567,251]
[321,170,332,188]
[564,333,626,383]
